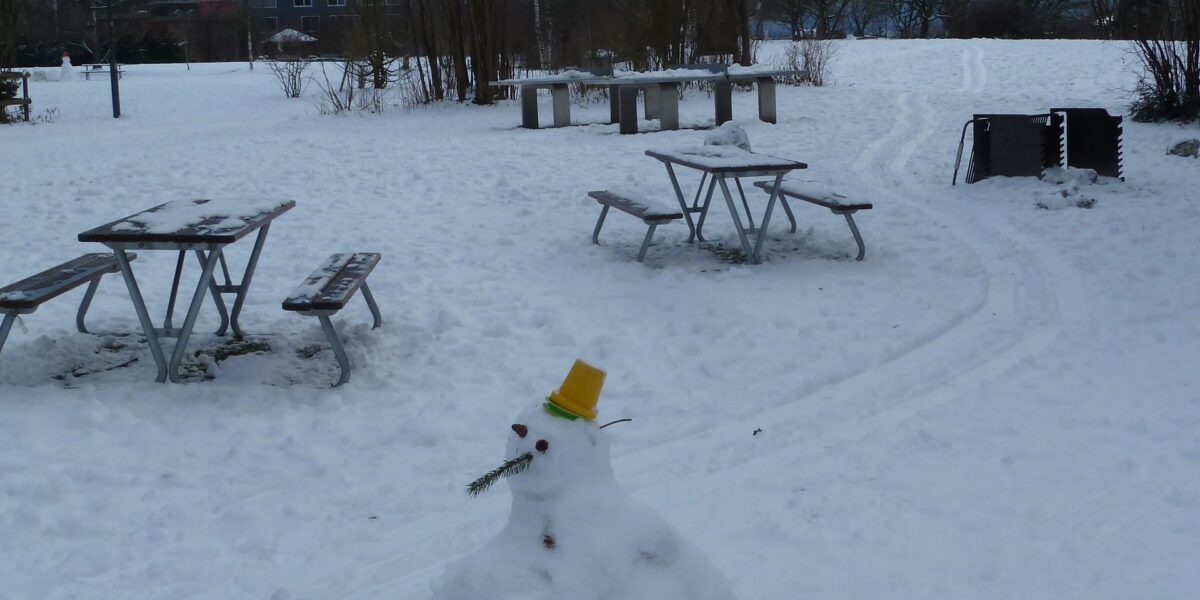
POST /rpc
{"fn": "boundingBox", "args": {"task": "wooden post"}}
[21,72,29,122]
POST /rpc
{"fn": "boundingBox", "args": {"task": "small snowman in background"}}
[59,51,75,82]
[431,360,738,600]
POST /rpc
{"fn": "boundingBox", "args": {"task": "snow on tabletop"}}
[725,64,783,75]
[112,198,289,234]
[0,290,29,301]
[650,144,795,170]
[612,68,724,80]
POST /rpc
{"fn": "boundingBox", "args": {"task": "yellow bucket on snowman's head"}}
[546,359,605,421]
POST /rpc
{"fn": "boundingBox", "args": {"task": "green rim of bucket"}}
[543,399,580,421]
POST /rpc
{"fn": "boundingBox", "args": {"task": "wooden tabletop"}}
[646,147,807,174]
[79,199,295,245]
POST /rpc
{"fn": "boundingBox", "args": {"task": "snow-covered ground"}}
[2,39,1198,599]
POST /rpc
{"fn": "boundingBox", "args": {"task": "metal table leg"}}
[665,163,699,241]
[735,178,756,229]
[695,176,718,240]
[194,250,230,336]
[0,313,15,355]
[225,224,270,338]
[168,247,223,383]
[717,175,754,260]
[751,174,786,263]
[779,197,797,233]
[113,248,168,382]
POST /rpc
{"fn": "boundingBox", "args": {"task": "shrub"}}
[267,57,311,99]
[1130,0,1200,122]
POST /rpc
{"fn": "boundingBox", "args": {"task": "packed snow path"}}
[2,40,1197,599]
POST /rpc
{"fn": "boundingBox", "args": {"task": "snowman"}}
[431,360,738,600]
[60,51,75,82]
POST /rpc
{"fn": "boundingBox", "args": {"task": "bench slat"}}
[282,253,380,312]
[0,253,128,311]
[754,180,873,212]
[282,253,353,310]
[314,253,380,309]
[588,190,682,222]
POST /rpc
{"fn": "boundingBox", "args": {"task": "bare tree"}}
[1131,0,1200,121]
[806,0,852,37]
[848,0,886,35]
[763,0,809,39]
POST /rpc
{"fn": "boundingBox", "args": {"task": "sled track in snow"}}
[960,44,988,95]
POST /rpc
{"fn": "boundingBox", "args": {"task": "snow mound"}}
[704,122,752,152]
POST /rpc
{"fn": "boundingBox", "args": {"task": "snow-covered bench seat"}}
[282,252,382,387]
[0,252,135,355]
[588,190,683,263]
[753,179,873,261]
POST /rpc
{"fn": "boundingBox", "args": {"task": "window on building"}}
[294,0,312,7]
[261,17,278,32]
[328,0,346,6]
[301,15,320,35]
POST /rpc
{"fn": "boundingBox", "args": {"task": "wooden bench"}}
[282,252,382,386]
[82,65,125,81]
[0,253,135,356]
[753,180,873,261]
[588,190,683,262]
[0,71,31,122]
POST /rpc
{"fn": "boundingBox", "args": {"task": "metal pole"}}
[106,0,120,118]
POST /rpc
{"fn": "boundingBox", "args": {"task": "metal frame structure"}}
[79,200,293,383]
[648,149,806,264]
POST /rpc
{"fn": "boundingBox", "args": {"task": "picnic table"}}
[490,66,799,134]
[82,63,125,80]
[647,146,807,263]
[78,199,294,383]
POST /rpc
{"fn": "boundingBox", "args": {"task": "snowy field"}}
[2,39,1198,599]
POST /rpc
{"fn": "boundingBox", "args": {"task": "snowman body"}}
[60,53,75,82]
[431,402,737,600]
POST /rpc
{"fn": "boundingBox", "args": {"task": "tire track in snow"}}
[973,44,988,94]
[959,44,987,95]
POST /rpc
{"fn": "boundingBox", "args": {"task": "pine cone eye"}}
[535,439,549,453]
[511,424,528,438]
